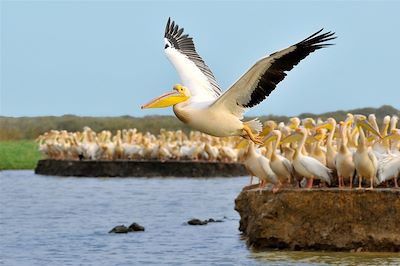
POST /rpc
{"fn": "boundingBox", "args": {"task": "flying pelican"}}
[142,18,336,144]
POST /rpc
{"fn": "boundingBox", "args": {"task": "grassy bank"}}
[0,141,41,170]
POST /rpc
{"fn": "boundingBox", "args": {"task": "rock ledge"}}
[235,187,400,251]
[35,159,247,177]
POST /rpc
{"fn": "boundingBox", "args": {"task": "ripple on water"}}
[1,170,399,266]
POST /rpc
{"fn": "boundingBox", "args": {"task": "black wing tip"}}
[164,17,186,39]
[298,29,337,49]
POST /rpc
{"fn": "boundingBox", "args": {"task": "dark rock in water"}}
[208,218,223,223]
[188,219,208,225]
[187,218,224,225]
[235,187,400,252]
[109,225,129,234]
[128,222,145,232]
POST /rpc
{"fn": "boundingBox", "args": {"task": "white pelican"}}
[282,127,332,188]
[263,130,294,189]
[316,118,337,170]
[242,141,279,191]
[335,121,355,188]
[377,130,400,188]
[352,115,381,190]
[142,18,336,144]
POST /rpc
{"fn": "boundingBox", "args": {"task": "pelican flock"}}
[142,18,336,144]
[36,127,245,162]
[37,113,399,189]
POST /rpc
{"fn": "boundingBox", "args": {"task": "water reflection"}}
[250,250,400,265]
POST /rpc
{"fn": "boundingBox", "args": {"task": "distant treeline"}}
[1,105,398,141]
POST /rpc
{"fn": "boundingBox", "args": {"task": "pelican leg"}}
[242,125,263,145]
[338,176,342,188]
[258,180,266,194]
[356,175,363,190]
[272,181,282,194]
[394,177,398,188]
[306,177,314,189]
[349,175,353,189]
[366,176,374,190]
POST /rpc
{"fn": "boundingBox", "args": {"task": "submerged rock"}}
[187,218,224,225]
[235,187,400,252]
[109,222,145,233]
[128,222,145,232]
[109,225,129,234]
[208,218,223,223]
[188,219,208,225]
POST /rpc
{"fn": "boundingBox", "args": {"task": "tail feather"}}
[244,118,262,134]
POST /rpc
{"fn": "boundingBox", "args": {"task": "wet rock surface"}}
[187,218,224,225]
[109,223,145,234]
[128,222,145,232]
[109,225,130,234]
[35,159,247,177]
[235,187,400,252]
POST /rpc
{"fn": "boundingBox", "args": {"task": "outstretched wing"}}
[164,18,221,101]
[210,29,336,118]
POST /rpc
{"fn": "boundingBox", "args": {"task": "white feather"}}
[165,45,217,102]
[298,155,332,184]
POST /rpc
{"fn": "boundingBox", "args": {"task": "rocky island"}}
[35,159,248,177]
[235,186,400,252]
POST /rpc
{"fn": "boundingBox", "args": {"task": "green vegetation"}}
[0,141,42,170]
[0,115,193,141]
[1,105,398,141]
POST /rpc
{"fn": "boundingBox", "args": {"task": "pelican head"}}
[281,127,305,144]
[315,117,336,131]
[383,129,400,141]
[288,117,301,130]
[141,84,190,109]
[302,118,316,129]
[260,120,278,136]
[354,115,382,138]
[262,130,280,146]
[344,113,354,127]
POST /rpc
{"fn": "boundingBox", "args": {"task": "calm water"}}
[1,171,399,266]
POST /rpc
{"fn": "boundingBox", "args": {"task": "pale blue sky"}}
[1,1,399,117]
